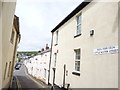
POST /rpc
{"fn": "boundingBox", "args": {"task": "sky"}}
[15,0,83,51]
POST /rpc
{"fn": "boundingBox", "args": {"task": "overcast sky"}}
[15,0,83,51]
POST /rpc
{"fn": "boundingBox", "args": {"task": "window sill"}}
[74,33,81,38]
[72,71,80,76]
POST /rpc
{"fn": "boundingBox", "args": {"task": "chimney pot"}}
[46,44,49,50]
[41,48,44,51]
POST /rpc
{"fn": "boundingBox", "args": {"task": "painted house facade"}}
[26,44,51,84]
[49,0,119,88]
[0,1,20,89]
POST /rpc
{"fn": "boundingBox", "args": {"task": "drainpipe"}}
[9,32,20,88]
[48,32,53,85]
[52,67,56,85]
[118,2,120,90]
[63,64,66,88]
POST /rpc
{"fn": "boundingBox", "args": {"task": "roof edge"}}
[51,0,92,32]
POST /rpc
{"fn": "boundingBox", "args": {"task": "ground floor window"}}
[74,49,81,72]
[44,69,46,78]
[4,62,8,80]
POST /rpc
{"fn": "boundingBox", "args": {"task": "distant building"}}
[49,0,119,88]
[26,44,51,84]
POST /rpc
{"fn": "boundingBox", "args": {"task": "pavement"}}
[9,64,52,90]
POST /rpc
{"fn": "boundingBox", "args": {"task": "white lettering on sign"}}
[93,46,118,55]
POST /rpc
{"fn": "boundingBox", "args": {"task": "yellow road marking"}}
[27,75,45,88]
[15,76,22,90]
[24,68,46,88]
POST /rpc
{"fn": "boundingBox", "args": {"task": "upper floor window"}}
[76,14,82,35]
[55,30,58,45]
[10,29,15,44]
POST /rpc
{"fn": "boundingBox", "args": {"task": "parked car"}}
[15,63,21,70]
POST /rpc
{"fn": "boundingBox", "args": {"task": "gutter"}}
[51,0,92,32]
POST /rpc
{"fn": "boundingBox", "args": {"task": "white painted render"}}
[26,50,51,84]
[50,0,119,88]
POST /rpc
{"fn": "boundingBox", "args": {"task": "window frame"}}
[54,30,59,46]
[74,13,82,38]
[8,61,11,77]
[53,53,57,68]
[10,29,15,44]
[4,62,8,80]
[72,49,81,76]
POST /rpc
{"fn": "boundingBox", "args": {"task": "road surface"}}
[13,64,49,89]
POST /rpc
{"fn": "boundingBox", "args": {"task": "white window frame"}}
[74,49,81,72]
[55,30,58,45]
[76,13,82,35]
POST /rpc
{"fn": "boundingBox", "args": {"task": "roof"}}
[51,0,92,32]
[14,15,21,42]
[38,48,51,55]
[14,15,20,34]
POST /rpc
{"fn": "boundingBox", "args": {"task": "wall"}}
[118,1,120,89]
[26,50,51,84]
[0,1,2,89]
[2,2,16,88]
[50,0,118,88]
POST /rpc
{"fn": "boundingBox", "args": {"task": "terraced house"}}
[0,1,20,89]
[25,44,51,84]
[49,0,119,88]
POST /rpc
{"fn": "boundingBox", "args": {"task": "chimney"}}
[41,48,44,51]
[46,44,49,50]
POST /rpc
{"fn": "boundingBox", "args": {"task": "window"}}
[8,62,11,77]
[74,49,80,72]
[4,62,8,80]
[55,31,58,45]
[53,53,57,67]
[76,14,82,35]
[10,29,15,44]
[44,69,47,78]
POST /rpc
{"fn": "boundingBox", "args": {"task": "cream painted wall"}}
[50,1,118,88]
[0,1,2,89]
[1,2,16,88]
[118,1,120,89]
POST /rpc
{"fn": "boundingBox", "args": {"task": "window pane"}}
[76,14,82,35]
[75,61,80,71]
[56,31,58,44]
[75,49,80,59]
[10,30,15,44]
[78,61,80,66]
[77,25,81,35]
[77,66,80,71]
[77,17,80,24]
[77,15,81,24]
[75,49,80,71]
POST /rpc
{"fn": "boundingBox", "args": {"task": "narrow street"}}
[13,64,50,89]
